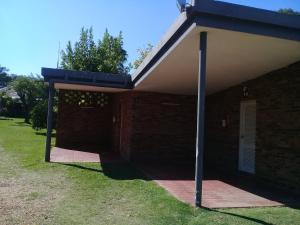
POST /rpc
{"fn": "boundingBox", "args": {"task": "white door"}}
[239,100,256,174]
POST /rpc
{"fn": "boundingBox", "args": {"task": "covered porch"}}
[130,1,300,207]
[42,1,300,208]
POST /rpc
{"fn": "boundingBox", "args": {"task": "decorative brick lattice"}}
[63,90,109,108]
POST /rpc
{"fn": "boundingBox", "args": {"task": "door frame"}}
[238,100,256,174]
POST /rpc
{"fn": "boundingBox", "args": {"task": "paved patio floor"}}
[50,147,122,163]
[137,163,300,208]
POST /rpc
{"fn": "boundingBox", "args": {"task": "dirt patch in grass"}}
[0,147,69,225]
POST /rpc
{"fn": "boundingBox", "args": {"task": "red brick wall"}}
[56,90,113,152]
[115,92,197,162]
[112,92,135,160]
[205,61,300,193]
[57,90,197,162]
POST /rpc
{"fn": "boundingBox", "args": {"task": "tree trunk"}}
[23,106,30,124]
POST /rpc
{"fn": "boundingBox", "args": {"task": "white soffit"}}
[54,83,128,93]
[132,12,188,80]
[135,26,300,95]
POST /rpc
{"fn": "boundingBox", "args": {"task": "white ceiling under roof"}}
[134,25,300,95]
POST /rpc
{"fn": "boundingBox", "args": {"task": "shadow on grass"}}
[54,163,103,173]
[35,132,56,138]
[53,161,148,181]
[102,163,148,180]
[11,121,30,127]
[0,117,13,120]
[209,209,274,225]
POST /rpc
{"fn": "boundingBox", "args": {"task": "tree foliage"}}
[10,76,45,123]
[278,8,300,16]
[0,92,13,116]
[30,100,48,130]
[29,86,58,131]
[132,44,153,70]
[0,92,23,118]
[0,65,9,75]
[0,65,12,87]
[61,27,130,74]
[1,65,52,130]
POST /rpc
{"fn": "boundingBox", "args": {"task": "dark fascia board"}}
[190,1,300,41]
[41,67,133,89]
[133,1,300,85]
[132,18,195,84]
[193,1,300,30]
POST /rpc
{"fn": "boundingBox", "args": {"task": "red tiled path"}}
[50,147,122,163]
[154,179,284,208]
[138,164,299,208]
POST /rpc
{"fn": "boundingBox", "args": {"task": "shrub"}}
[30,101,48,130]
[30,100,57,131]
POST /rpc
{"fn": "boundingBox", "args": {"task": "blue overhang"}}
[41,68,133,90]
[189,1,300,42]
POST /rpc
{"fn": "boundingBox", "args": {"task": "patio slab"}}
[137,163,299,208]
[50,147,122,163]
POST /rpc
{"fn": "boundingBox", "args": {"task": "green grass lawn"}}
[0,118,299,225]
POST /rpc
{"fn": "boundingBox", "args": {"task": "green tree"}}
[0,92,13,116]
[10,76,43,123]
[29,84,57,131]
[61,27,130,74]
[0,65,12,87]
[132,44,153,70]
[30,100,48,130]
[0,91,23,118]
[278,8,300,16]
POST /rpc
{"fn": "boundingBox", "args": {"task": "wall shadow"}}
[53,161,149,181]
[54,162,103,173]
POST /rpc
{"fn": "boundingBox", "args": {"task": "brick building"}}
[42,1,300,206]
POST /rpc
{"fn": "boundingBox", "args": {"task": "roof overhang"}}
[133,1,300,95]
[42,1,300,95]
[42,68,132,93]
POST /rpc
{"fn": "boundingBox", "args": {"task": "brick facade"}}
[205,61,300,193]
[55,62,300,193]
[115,92,197,162]
[56,90,113,152]
[57,91,197,162]
[112,92,135,160]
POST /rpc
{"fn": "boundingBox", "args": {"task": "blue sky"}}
[1,0,299,75]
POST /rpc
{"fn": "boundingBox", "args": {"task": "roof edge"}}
[132,1,300,86]
[41,68,133,89]
[192,1,300,30]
